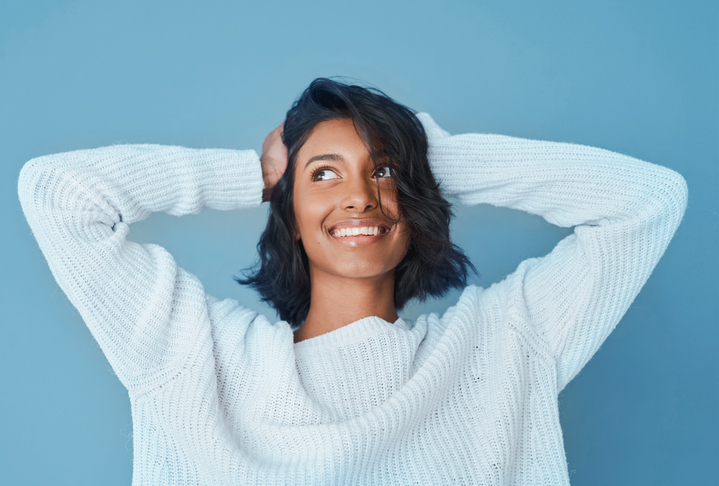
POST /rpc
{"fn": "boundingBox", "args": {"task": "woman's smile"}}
[327,218,393,246]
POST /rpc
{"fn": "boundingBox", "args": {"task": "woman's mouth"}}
[330,226,388,237]
[327,220,392,246]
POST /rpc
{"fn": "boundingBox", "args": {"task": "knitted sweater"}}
[18,113,688,485]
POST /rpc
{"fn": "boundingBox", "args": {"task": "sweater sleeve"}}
[18,144,264,389]
[417,113,688,392]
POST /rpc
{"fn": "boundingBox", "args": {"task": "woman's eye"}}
[312,168,339,181]
[373,166,393,178]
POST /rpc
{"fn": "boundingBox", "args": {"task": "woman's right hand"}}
[261,123,288,202]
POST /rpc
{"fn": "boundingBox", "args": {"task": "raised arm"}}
[18,143,264,390]
[418,113,688,391]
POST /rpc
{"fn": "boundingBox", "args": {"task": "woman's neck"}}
[293,271,398,344]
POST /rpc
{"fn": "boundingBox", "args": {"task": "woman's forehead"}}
[301,119,366,153]
[297,119,374,168]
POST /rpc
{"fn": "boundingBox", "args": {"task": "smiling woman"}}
[239,79,474,339]
[17,77,688,484]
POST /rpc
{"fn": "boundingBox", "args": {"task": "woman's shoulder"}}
[442,272,523,318]
[439,264,545,336]
[206,294,293,347]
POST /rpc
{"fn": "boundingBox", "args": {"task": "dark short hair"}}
[237,77,476,327]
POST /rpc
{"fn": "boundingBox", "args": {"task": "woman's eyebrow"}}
[304,153,344,169]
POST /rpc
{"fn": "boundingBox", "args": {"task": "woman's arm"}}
[418,113,688,392]
[18,143,264,390]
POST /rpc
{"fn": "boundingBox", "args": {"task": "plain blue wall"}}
[2,0,716,484]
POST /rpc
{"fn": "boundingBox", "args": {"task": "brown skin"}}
[260,119,410,343]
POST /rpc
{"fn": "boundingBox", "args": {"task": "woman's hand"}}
[261,123,288,202]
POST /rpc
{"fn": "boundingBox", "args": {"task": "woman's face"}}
[292,118,410,283]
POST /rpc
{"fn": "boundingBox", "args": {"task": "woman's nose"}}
[341,176,378,212]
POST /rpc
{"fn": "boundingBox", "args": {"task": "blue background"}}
[2,0,716,484]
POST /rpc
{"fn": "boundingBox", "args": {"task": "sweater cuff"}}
[204,148,264,211]
[416,112,452,141]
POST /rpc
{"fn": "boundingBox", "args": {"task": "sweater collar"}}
[293,315,409,353]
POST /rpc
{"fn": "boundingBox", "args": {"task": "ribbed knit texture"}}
[18,113,688,485]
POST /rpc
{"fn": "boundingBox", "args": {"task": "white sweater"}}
[18,113,688,485]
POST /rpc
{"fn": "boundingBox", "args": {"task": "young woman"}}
[18,78,687,485]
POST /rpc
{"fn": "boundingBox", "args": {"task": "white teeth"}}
[332,226,384,237]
